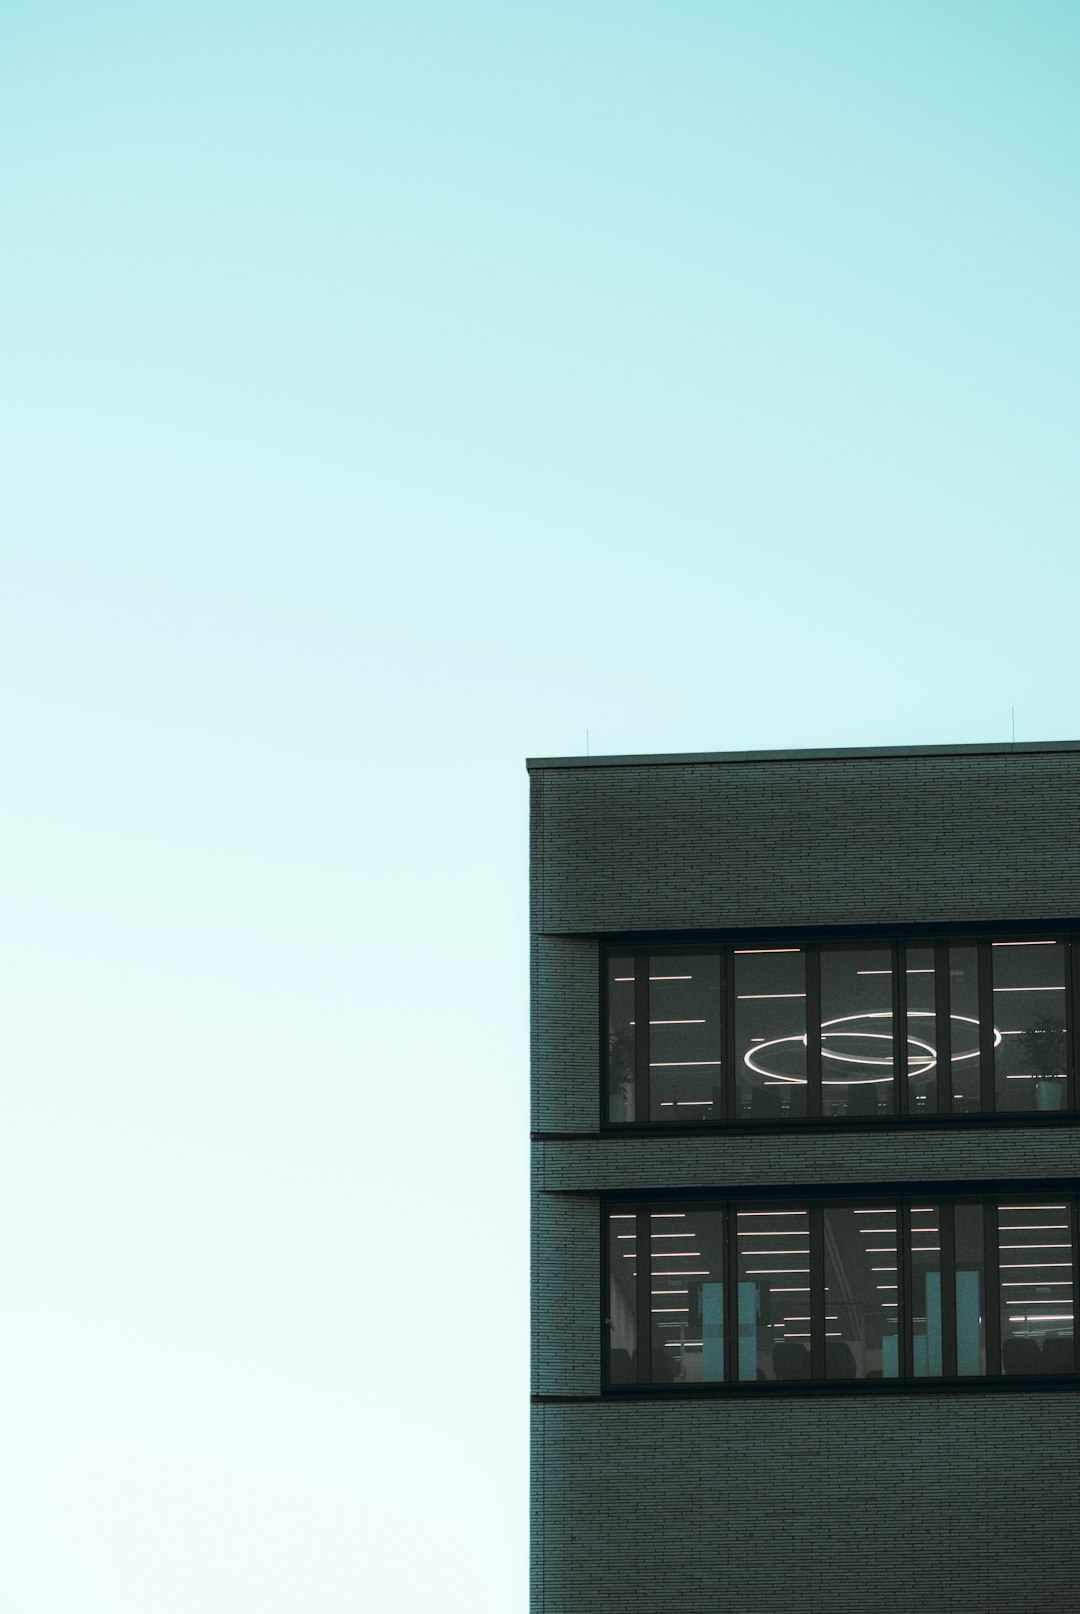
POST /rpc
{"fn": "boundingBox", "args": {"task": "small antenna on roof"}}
[586,728,590,756]
[1011,706,1016,744]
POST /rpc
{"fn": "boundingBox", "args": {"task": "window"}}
[604,1193,1080,1388]
[604,935,1079,1125]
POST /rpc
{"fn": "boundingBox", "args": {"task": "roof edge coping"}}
[526,740,1080,771]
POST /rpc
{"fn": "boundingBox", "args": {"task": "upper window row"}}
[605,935,1080,1125]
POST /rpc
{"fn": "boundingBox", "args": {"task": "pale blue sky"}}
[3,4,1079,1610]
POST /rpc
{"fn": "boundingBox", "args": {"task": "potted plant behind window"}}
[1019,1013,1068,1111]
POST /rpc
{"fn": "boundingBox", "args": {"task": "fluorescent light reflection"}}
[650,1060,723,1068]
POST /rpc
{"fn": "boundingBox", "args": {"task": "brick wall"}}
[530,745,1080,935]
[532,1396,1080,1613]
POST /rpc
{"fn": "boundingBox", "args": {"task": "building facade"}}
[529,742,1080,1614]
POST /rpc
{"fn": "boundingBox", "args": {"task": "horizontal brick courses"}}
[536,1126,1080,1193]
[533,1397,1080,1613]
[529,748,1080,936]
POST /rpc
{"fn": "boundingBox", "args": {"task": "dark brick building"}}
[529,741,1080,1613]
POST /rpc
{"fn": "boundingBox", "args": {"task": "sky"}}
[2,3,1079,1609]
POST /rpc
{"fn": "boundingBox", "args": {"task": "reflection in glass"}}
[998,1202,1075,1375]
[649,954,723,1123]
[823,1207,899,1378]
[948,947,982,1112]
[820,950,894,1117]
[606,1213,637,1384]
[954,1204,986,1374]
[612,1195,1080,1387]
[993,941,1067,1114]
[910,1204,943,1376]
[736,1208,812,1380]
[734,949,807,1120]
[606,957,635,1122]
[650,1210,725,1384]
[904,949,937,1114]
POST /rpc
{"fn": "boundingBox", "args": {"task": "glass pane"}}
[736,1207,812,1381]
[734,948,807,1121]
[948,947,982,1112]
[820,949,895,1118]
[606,1213,637,1384]
[998,1200,1075,1375]
[649,953,723,1123]
[904,948,938,1115]
[650,1209,725,1384]
[823,1206,899,1379]
[606,957,636,1122]
[954,1204,986,1374]
[909,1202,944,1376]
[992,941,1068,1114]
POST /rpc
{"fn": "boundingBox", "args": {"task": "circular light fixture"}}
[742,1011,1002,1086]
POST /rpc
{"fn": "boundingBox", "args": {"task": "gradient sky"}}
[3,4,1079,1610]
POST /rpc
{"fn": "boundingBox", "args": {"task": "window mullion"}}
[806,950,822,1120]
[984,1200,1001,1378]
[636,1209,652,1385]
[978,943,995,1114]
[940,1201,958,1378]
[894,944,906,1119]
[1065,1200,1071,1375]
[935,944,952,1117]
[898,1195,913,1378]
[723,1197,737,1383]
[722,948,736,1125]
[810,1205,825,1379]
[634,955,650,1124]
[1069,940,1080,1115]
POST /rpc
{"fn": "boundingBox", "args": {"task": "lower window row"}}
[605,1193,1080,1388]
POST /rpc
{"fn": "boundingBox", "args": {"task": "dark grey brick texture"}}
[531,938,598,1134]
[536,1126,1080,1193]
[529,744,1080,1614]
[532,1397,1080,1614]
[530,746,1080,935]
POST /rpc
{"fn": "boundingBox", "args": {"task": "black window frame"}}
[602,1186,1080,1395]
[601,927,1080,1131]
